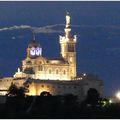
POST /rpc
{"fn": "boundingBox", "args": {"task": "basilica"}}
[14,13,77,80]
[0,13,104,101]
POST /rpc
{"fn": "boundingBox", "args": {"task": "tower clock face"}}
[30,47,42,56]
[36,47,42,56]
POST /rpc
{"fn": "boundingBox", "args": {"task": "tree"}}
[6,83,26,97]
[85,88,100,106]
[5,83,26,117]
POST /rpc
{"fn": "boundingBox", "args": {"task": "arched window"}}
[63,70,66,75]
[56,69,59,74]
[68,44,75,52]
[38,65,43,71]
[40,91,52,96]
[49,69,52,74]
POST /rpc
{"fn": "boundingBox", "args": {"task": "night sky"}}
[0,1,120,96]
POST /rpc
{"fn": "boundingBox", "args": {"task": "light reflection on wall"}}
[28,83,52,96]
[36,84,52,95]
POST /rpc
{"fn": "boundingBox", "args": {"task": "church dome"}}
[28,40,41,48]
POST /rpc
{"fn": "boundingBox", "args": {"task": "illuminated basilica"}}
[14,13,77,80]
[0,13,104,101]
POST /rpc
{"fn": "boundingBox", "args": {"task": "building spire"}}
[65,12,71,38]
[66,12,71,28]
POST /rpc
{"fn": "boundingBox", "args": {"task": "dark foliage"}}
[0,91,120,118]
[6,83,26,97]
[85,88,100,106]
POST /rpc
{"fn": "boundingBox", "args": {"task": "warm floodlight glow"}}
[116,91,120,100]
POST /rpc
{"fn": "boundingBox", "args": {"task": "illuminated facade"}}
[14,13,77,80]
[0,13,104,101]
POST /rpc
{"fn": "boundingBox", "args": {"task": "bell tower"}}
[59,12,77,79]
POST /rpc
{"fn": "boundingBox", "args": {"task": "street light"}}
[116,91,120,100]
[83,73,86,76]
[109,99,112,104]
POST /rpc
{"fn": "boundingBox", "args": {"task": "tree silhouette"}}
[6,83,26,97]
[85,88,100,106]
